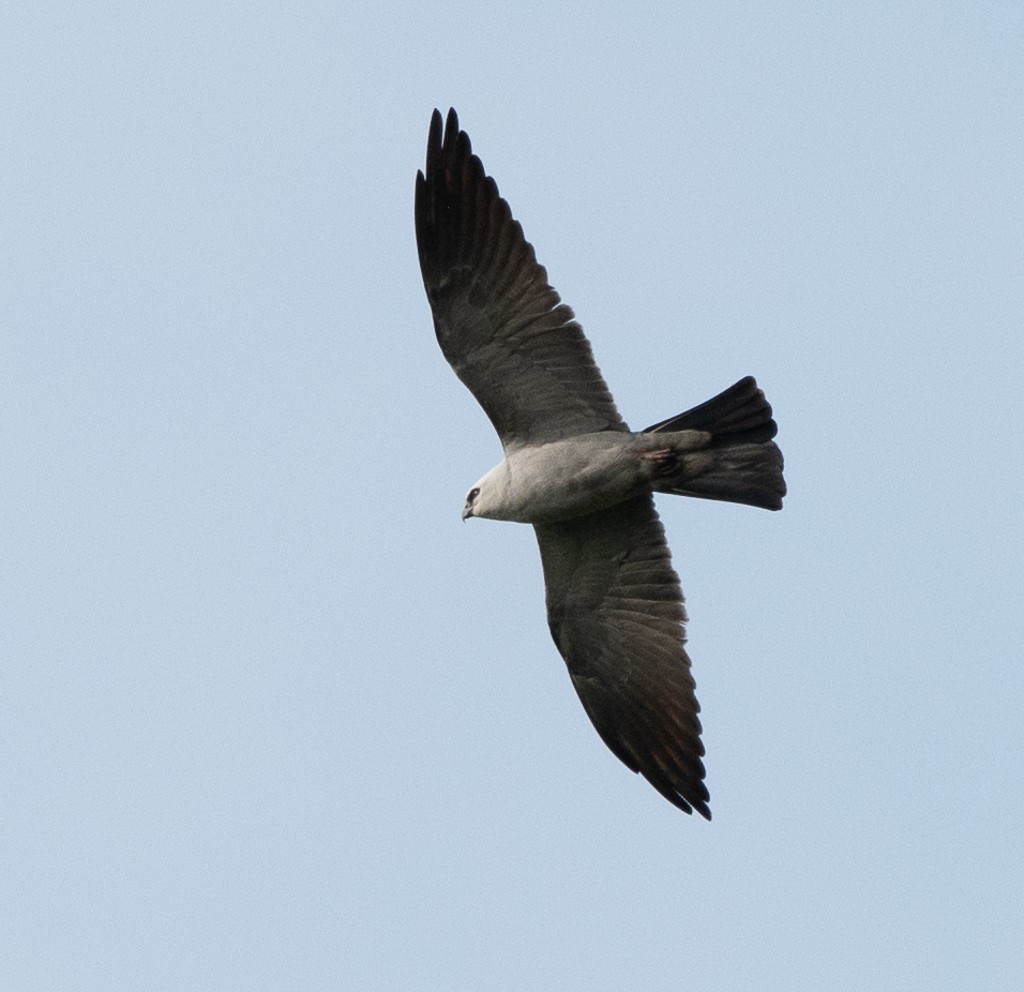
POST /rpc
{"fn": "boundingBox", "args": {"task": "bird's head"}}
[461,464,508,521]
[461,485,481,521]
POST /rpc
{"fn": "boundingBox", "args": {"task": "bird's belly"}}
[500,436,643,523]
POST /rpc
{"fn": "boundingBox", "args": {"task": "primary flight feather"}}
[415,109,785,818]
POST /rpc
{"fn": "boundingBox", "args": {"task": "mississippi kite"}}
[415,109,785,818]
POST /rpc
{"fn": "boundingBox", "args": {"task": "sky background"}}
[3,3,1023,990]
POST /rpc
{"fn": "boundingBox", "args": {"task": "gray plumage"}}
[415,109,785,818]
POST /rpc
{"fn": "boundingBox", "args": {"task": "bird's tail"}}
[642,376,786,511]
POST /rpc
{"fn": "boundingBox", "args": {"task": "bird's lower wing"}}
[534,495,710,818]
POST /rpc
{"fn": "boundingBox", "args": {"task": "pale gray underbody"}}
[464,430,713,524]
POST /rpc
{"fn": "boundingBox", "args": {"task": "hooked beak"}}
[461,506,474,522]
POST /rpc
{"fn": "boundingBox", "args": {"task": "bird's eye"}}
[467,487,480,504]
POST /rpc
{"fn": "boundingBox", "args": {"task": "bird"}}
[414,109,785,818]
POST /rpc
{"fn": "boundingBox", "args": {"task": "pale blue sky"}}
[3,3,1022,990]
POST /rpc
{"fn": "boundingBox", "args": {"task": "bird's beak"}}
[462,506,473,522]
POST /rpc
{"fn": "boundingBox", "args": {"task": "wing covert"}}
[534,495,710,818]
[415,109,626,448]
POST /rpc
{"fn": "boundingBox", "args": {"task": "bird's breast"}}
[496,435,646,523]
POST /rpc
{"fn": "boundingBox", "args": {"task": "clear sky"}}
[4,3,1022,990]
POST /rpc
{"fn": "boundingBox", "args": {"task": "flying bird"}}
[415,109,785,818]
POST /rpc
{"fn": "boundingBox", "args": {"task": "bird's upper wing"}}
[415,109,627,449]
[534,494,710,817]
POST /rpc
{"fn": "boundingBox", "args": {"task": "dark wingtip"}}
[444,106,459,139]
[648,779,711,819]
[425,108,444,174]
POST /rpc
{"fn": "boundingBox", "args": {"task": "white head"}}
[461,463,508,520]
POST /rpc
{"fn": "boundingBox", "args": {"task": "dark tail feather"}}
[644,376,777,440]
[643,376,786,511]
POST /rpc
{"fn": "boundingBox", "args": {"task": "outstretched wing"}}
[415,108,626,449]
[534,495,710,818]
